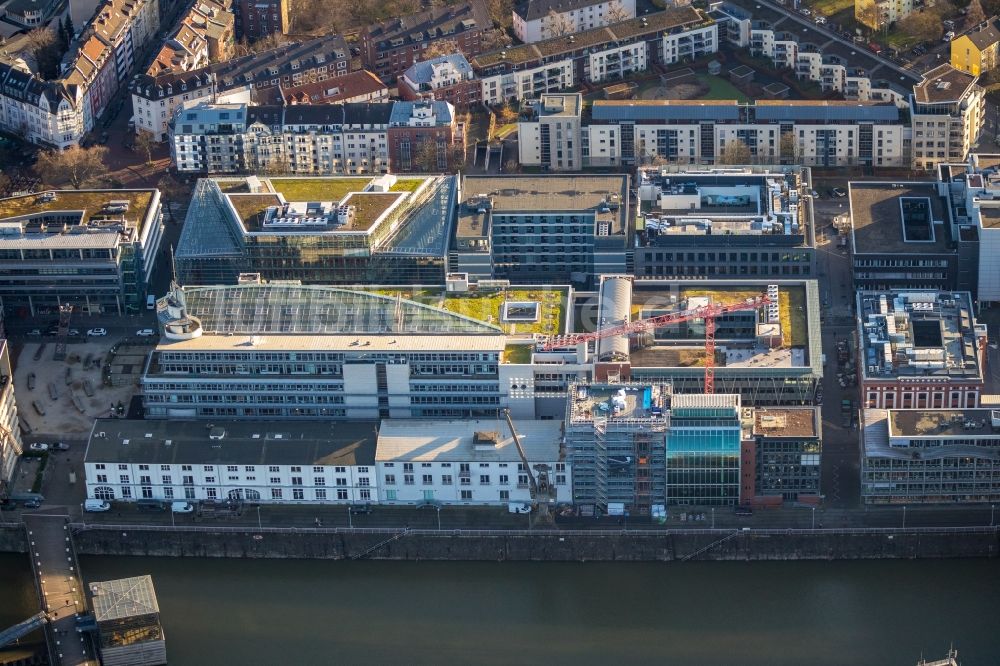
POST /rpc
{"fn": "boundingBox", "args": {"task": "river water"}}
[1,554,998,664]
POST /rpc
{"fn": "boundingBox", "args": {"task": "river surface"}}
[1,554,998,664]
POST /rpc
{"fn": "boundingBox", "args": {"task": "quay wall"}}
[54,525,1000,562]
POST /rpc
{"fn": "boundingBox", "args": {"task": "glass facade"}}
[666,404,742,505]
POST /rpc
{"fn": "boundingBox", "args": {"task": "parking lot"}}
[14,339,144,435]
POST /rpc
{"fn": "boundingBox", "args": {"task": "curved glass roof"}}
[181,285,503,335]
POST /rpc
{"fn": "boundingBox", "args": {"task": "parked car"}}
[814,15,827,24]
[52,442,70,451]
[832,187,847,197]
[799,7,811,16]
[87,328,107,337]
[349,503,372,515]
[68,328,80,337]
[171,501,195,514]
[23,499,41,509]
[27,329,41,336]
[135,329,155,337]
[508,502,532,514]
[28,443,49,452]
[943,31,955,42]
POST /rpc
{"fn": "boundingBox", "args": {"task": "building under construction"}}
[569,276,822,405]
[90,575,166,666]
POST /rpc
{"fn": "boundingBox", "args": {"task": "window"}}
[499,474,509,485]
[358,478,370,487]
[442,474,453,485]
[337,489,349,500]
[499,490,510,500]
[386,489,397,501]
[385,474,396,485]
[227,466,238,472]
[245,466,256,472]
[271,488,283,500]
[204,466,215,472]
[479,475,490,486]
[404,463,414,472]
[359,489,371,500]
[293,488,304,500]
[314,477,326,486]
[336,478,347,486]
[315,489,327,500]
[270,477,281,484]
[422,474,433,485]
[313,467,324,473]
[94,486,115,500]
[269,466,280,473]
[460,490,472,500]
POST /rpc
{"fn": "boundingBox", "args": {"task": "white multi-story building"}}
[376,419,570,505]
[0,339,23,492]
[512,0,635,43]
[83,419,379,504]
[519,95,908,168]
[856,0,913,31]
[911,65,985,170]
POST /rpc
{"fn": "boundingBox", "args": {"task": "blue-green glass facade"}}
[666,404,742,506]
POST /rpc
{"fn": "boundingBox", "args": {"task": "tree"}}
[486,0,514,30]
[36,146,109,189]
[854,0,881,32]
[545,9,574,37]
[965,0,986,29]
[717,139,751,165]
[412,140,441,172]
[605,0,630,24]
[779,131,798,164]
[134,131,155,166]
[898,9,945,43]
[423,38,459,60]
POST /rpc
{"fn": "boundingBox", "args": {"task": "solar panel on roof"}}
[591,104,742,121]
[753,105,899,122]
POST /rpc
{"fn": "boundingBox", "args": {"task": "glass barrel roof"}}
[181,285,504,335]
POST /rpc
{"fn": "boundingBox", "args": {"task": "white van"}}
[507,502,532,514]
[84,499,111,512]
[146,294,156,310]
[171,501,195,514]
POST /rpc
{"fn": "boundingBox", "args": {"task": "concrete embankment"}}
[53,525,1000,562]
[0,523,27,553]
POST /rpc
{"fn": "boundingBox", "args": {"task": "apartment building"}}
[472,7,717,104]
[452,174,630,286]
[398,54,480,107]
[132,34,353,141]
[861,408,1000,504]
[856,0,913,31]
[857,290,986,410]
[170,100,458,174]
[847,182,963,291]
[84,419,379,504]
[87,0,161,83]
[516,94,582,170]
[0,339,23,493]
[4,0,60,27]
[174,175,455,286]
[911,65,985,170]
[633,166,817,280]
[234,0,288,41]
[376,419,570,505]
[147,0,234,77]
[951,18,1000,76]
[361,1,490,83]
[0,63,83,150]
[518,95,907,169]
[63,35,118,136]
[0,189,164,316]
[512,0,636,43]
[944,155,1000,304]
[741,407,821,504]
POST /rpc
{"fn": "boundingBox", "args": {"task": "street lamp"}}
[256,505,262,531]
[436,505,441,531]
[811,506,816,530]
[711,507,715,529]
[902,505,907,529]
[991,504,995,528]
[347,505,353,529]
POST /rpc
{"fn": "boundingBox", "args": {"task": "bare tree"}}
[965,0,987,29]
[854,0,881,32]
[898,8,945,42]
[487,0,514,29]
[545,9,574,37]
[717,139,751,165]
[779,131,798,164]
[23,27,64,80]
[36,146,109,189]
[605,0,630,24]
[412,140,441,172]
[134,131,155,166]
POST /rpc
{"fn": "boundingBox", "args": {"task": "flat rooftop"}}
[85,419,379,466]
[858,290,982,381]
[752,408,818,438]
[0,189,156,250]
[457,175,628,240]
[376,419,562,462]
[848,182,951,254]
[888,409,1000,438]
[567,383,669,424]
[976,202,1000,229]
[913,64,978,105]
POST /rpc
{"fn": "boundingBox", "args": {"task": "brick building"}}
[387,100,462,172]
[234,0,289,41]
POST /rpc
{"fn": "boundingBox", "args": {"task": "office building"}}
[633,166,816,279]
[858,290,986,410]
[84,418,378,504]
[361,1,490,82]
[911,65,985,170]
[945,155,1000,303]
[512,0,636,43]
[861,408,1000,504]
[666,393,742,506]
[376,419,570,505]
[741,406,821,504]
[0,189,164,316]
[452,174,630,287]
[848,182,963,292]
[175,175,454,285]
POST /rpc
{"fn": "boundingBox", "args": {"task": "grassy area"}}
[269,177,372,202]
[697,75,751,103]
[341,193,404,230]
[495,123,518,138]
[389,179,424,192]
[228,194,282,227]
[681,287,763,306]
[803,0,853,16]
[0,190,154,223]
[216,180,249,193]
[780,288,807,348]
[440,289,565,336]
[503,344,533,364]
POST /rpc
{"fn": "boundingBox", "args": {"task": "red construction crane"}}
[541,293,772,394]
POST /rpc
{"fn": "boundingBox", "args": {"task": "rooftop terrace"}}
[752,407,818,438]
[888,409,1000,439]
[567,382,669,424]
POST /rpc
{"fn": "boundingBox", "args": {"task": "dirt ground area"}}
[15,341,143,435]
